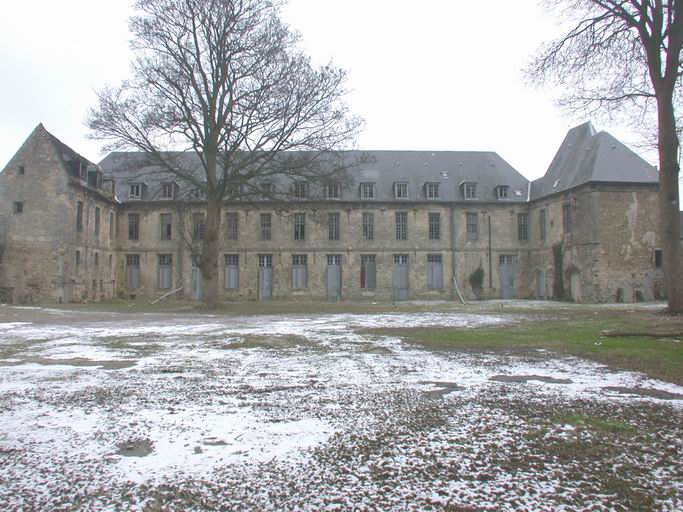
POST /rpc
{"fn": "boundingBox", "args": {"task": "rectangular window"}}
[464,182,477,199]
[395,211,408,240]
[427,254,443,290]
[18,166,25,176]
[325,183,341,199]
[497,186,509,199]
[126,254,140,289]
[294,182,308,199]
[654,249,663,268]
[260,213,272,241]
[360,254,376,289]
[362,212,374,240]
[260,182,275,198]
[394,254,409,264]
[518,213,529,241]
[292,254,308,289]
[224,254,239,289]
[426,183,440,199]
[128,213,140,241]
[327,254,341,266]
[500,254,515,265]
[428,212,441,240]
[161,182,175,199]
[360,183,375,199]
[76,202,83,231]
[95,252,99,266]
[192,213,205,241]
[226,212,238,240]
[540,209,547,241]
[466,212,478,240]
[94,207,100,236]
[157,254,172,289]
[109,212,114,240]
[394,182,408,199]
[129,183,141,199]
[13,202,23,214]
[563,203,572,233]
[160,213,172,240]
[76,250,81,267]
[328,212,340,240]
[294,213,306,241]
[258,254,273,268]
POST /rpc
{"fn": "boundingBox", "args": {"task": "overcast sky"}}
[0,0,659,183]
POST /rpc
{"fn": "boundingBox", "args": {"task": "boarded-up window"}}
[193,213,205,241]
[76,202,83,232]
[294,213,305,241]
[128,213,140,241]
[292,254,308,289]
[126,254,140,289]
[466,212,478,240]
[428,212,441,240]
[224,254,239,289]
[260,213,271,240]
[360,254,376,289]
[157,254,172,289]
[518,213,529,241]
[427,254,443,290]
[94,208,100,236]
[395,212,408,240]
[226,212,238,240]
[160,214,172,240]
[328,213,340,240]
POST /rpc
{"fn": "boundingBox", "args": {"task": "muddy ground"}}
[0,304,681,511]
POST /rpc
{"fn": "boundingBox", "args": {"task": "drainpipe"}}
[488,214,492,290]
[450,203,456,300]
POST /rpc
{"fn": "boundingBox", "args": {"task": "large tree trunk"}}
[201,194,223,308]
[656,95,683,313]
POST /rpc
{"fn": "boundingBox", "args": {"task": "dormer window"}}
[294,181,308,199]
[425,182,440,199]
[260,182,275,198]
[161,182,176,199]
[496,185,509,199]
[325,183,341,199]
[394,182,409,199]
[461,182,477,199]
[129,183,142,199]
[360,182,375,199]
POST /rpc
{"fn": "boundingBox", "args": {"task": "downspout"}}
[488,214,492,290]
[450,203,456,300]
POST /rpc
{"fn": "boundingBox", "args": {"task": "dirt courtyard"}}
[0,303,681,511]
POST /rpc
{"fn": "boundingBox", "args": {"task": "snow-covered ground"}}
[0,306,681,510]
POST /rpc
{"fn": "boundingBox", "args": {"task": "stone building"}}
[0,122,668,304]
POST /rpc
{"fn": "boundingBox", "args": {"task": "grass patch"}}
[550,413,636,434]
[368,308,683,385]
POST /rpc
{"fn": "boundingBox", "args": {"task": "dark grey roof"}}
[98,150,530,203]
[530,122,658,200]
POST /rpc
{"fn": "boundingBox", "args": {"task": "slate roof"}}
[98,150,531,203]
[530,122,658,200]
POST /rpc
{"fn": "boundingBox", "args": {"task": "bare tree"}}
[528,0,683,312]
[88,0,362,307]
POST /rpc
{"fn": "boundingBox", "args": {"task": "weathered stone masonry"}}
[0,122,671,303]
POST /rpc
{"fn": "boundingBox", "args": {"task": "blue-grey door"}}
[499,255,515,299]
[536,270,545,299]
[326,255,342,301]
[258,254,273,301]
[191,256,202,300]
[393,254,409,301]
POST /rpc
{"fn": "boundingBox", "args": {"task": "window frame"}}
[395,211,408,240]
[428,212,441,240]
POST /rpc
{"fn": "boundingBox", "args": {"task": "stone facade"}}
[0,122,670,304]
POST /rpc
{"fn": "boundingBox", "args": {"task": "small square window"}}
[394,183,408,199]
[13,202,23,214]
[129,183,142,199]
[18,166,25,176]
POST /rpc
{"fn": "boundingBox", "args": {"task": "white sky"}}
[0,0,659,183]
